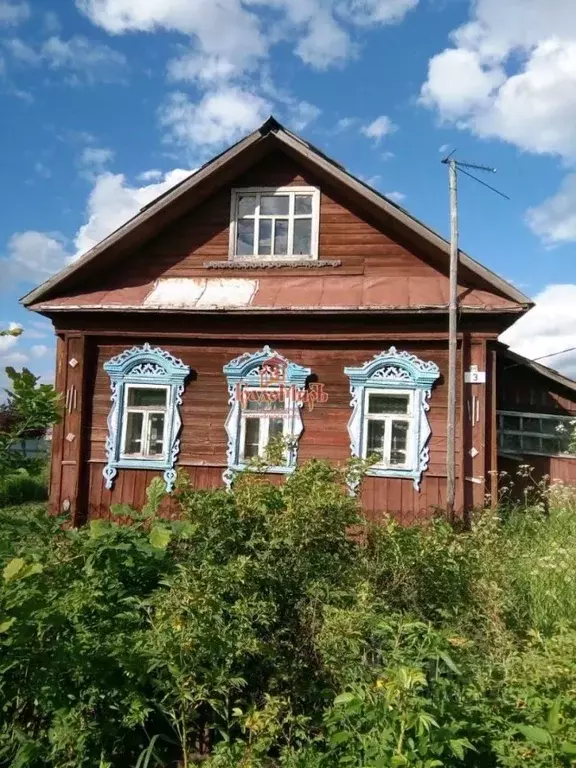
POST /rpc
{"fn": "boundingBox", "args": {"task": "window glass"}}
[502,432,522,452]
[148,414,165,455]
[258,219,272,255]
[540,418,560,435]
[502,414,521,431]
[368,393,409,415]
[274,220,289,255]
[523,435,541,452]
[124,412,143,454]
[260,195,290,216]
[238,194,257,217]
[295,194,313,215]
[243,419,261,458]
[523,417,540,433]
[268,419,284,442]
[127,387,167,407]
[293,219,312,255]
[237,219,255,255]
[390,421,409,466]
[366,420,385,462]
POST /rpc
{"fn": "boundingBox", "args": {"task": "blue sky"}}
[1,0,576,386]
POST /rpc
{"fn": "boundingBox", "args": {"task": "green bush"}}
[1,463,576,767]
[0,471,48,507]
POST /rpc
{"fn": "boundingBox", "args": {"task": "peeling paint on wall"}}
[143,278,258,309]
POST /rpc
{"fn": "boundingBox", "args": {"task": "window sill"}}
[204,259,342,269]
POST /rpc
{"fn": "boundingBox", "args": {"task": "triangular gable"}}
[21,117,532,310]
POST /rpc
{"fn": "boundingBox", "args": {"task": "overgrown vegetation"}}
[2,463,576,767]
[0,367,59,505]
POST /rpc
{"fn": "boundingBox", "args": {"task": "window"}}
[103,344,190,492]
[121,385,168,459]
[239,390,290,464]
[230,187,320,259]
[498,410,575,457]
[345,347,440,493]
[363,390,414,469]
[223,346,311,488]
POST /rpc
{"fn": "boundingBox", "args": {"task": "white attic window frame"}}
[229,186,320,261]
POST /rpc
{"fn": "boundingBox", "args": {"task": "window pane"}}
[523,435,541,453]
[368,393,409,415]
[258,219,272,255]
[243,418,261,458]
[245,395,285,412]
[366,420,385,461]
[238,194,256,217]
[293,218,312,255]
[294,194,313,215]
[268,418,284,442]
[127,387,167,407]
[124,412,143,454]
[147,414,165,456]
[237,219,254,255]
[502,414,521,431]
[260,195,289,216]
[523,417,540,433]
[274,219,289,255]
[541,418,560,435]
[502,433,521,452]
[390,421,409,466]
[541,436,561,456]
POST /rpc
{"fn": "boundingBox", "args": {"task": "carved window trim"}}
[222,346,311,489]
[344,347,440,493]
[103,343,191,492]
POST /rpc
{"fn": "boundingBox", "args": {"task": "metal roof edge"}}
[500,345,576,392]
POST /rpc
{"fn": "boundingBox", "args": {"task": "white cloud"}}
[500,284,576,378]
[360,114,397,142]
[34,162,51,179]
[420,0,576,244]
[159,88,270,150]
[386,190,406,203]
[78,146,114,178]
[5,34,128,84]
[287,100,321,131]
[77,0,418,75]
[5,231,71,281]
[1,168,194,284]
[74,168,193,254]
[137,169,163,182]
[337,0,418,26]
[31,344,49,357]
[0,323,22,354]
[438,143,450,154]
[526,174,576,246]
[0,1,29,26]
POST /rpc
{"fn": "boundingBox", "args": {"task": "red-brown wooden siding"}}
[78,336,461,525]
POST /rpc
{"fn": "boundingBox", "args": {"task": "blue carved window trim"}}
[222,346,311,489]
[344,347,440,493]
[103,343,190,492]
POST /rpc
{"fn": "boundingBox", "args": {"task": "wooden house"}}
[21,118,576,526]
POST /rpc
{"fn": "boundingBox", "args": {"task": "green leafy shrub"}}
[1,462,576,767]
[0,470,48,507]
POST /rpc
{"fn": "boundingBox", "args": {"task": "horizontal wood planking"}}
[498,357,576,416]
[84,335,462,521]
[76,151,467,294]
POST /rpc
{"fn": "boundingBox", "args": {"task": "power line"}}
[534,345,576,362]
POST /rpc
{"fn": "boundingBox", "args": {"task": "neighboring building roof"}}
[21,116,533,311]
[30,276,524,313]
[500,347,576,392]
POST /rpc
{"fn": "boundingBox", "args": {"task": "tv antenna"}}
[441,151,509,520]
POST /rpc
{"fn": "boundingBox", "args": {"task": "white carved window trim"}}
[103,344,190,493]
[222,346,311,489]
[229,187,320,261]
[344,347,440,493]
[362,388,415,471]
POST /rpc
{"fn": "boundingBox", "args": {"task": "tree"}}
[0,368,61,478]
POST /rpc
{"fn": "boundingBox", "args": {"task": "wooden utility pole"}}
[441,154,508,519]
[446,159,458,518]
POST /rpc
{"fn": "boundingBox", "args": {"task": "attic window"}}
[230,187,320,260]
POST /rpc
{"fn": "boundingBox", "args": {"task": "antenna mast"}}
[440,154,508,520]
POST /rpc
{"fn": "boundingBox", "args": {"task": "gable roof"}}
[21,116,532,310]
